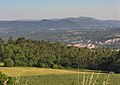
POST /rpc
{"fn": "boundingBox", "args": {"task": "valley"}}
[0,17,120,49]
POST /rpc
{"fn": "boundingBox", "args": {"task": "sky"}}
[0,0,120,20]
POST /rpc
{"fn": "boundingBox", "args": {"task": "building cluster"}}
[105,38,120,44]
[67,43,96,49]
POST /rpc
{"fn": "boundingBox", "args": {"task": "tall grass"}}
[80,72,111,85]
[1,67,119,85]
[8,73,120,85]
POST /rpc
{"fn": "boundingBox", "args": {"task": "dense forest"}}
[0,37,120,73]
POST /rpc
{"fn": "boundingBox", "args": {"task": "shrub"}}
[51,64,58,69]
[0,72,13,85]
[3,59,14,67]
[15,60,27,66]
[38,63,46,68]
[0,72,8,84]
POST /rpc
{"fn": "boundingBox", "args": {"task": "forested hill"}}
[0,37,120,73]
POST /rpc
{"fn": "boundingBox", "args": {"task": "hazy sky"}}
[0,0,120,20]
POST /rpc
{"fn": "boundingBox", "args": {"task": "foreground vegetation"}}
[14,74,120,85]
[0,37,120,73]
[0,67,120,85]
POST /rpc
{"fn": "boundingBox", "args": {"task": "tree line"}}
[0,37,120,73]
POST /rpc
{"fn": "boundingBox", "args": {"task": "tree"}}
[0,37,4,62]
[7,37,15,44]
[0,37,119,72]
[3,59,14,67]
[16,37,26,48]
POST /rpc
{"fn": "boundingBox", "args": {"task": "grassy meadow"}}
[0,66,120,85]
[14,74,120,85]
[0,67,94,77]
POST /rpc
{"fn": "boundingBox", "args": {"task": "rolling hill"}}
[0,16,120,29]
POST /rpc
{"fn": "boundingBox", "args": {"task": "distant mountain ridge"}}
[0,16,120,29]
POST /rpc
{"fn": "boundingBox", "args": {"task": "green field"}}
[15,74,120,85]
[0,67,120,85]
[0,67,94,77]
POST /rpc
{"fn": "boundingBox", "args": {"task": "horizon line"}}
[0,16,120,21]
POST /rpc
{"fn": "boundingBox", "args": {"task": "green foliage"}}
[0,72,8,85]
[0,37,120,72]
[3,59,14,67]
[16,37,26,48]
[7,37,15,45]
[51,64,59,69]
[0,72,8,79]
[37,63,46,68]
[0,72,13,85]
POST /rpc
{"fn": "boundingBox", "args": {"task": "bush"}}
[0,72,8,84]
[0,72,13,85]
[0,57,2,63]
[3,59,14,67]
[51,64,58,69]
[38,63,46,68]
[14,60,27,66]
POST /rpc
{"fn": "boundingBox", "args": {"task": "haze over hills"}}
[0,16,120,29]
[0,16,120,49]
